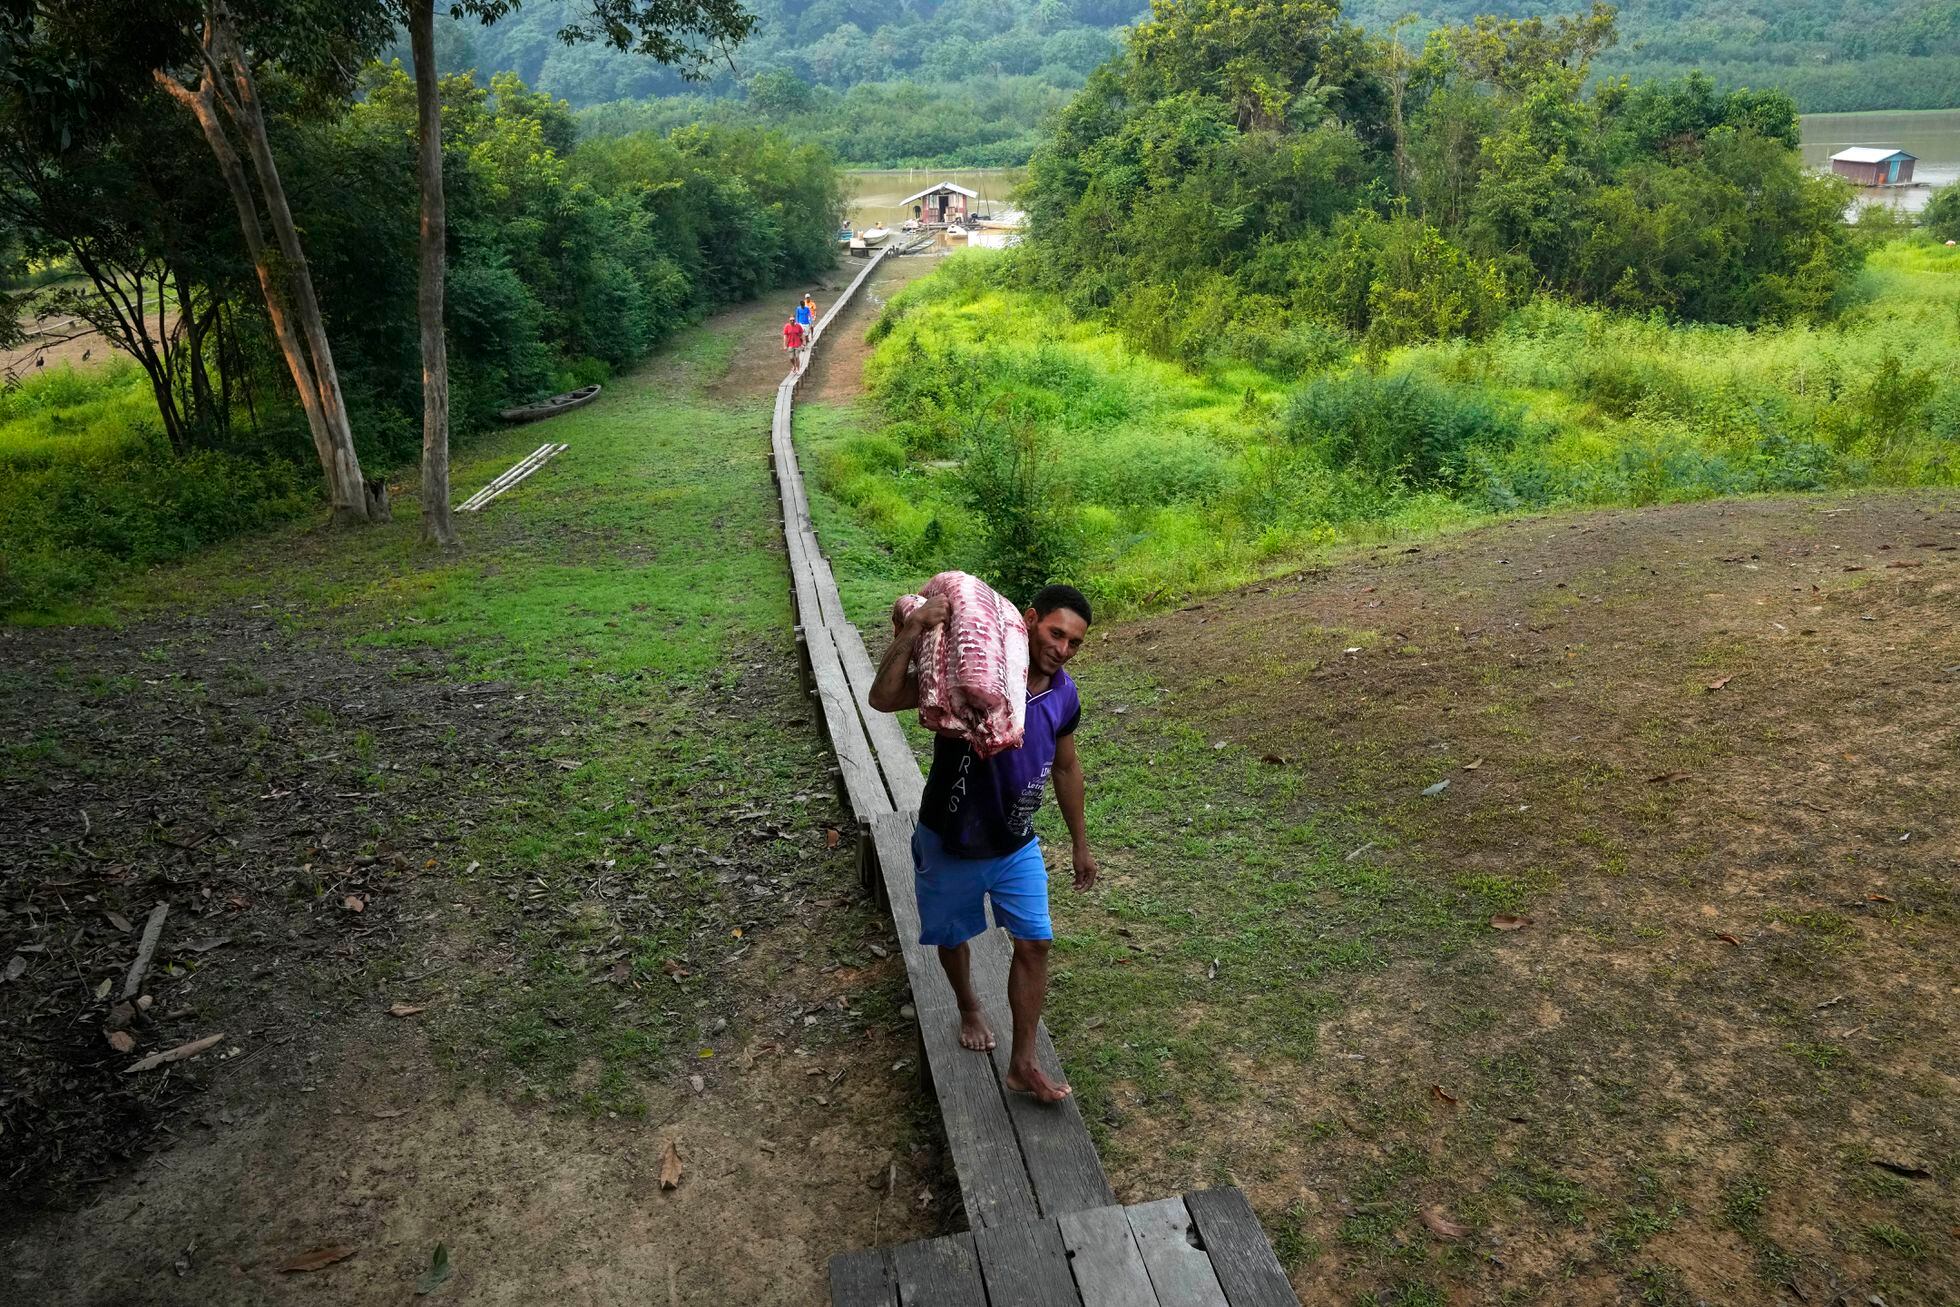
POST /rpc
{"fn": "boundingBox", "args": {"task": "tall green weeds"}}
[811,240,1960,615]
[0,366,309,614]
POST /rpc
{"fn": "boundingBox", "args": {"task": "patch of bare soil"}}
[0,604,945,1305]
[801,255,940,406]
[706,274,851,404]
[2,304,171,379]
[1110,493,1959,1305]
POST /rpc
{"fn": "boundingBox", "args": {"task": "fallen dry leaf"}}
[279,1245,356,1274]
[343,895,365,913]
[1646,771,1692,785]
[1430,1084,1459,1106]
[1715,933,1741,946]
[388,1003,426,1018]
[106,1030,136,1054]
[1868,893,1894,904]
[105,911,132,933]
[1705,674,1735,691]
[1420,1207,1470,1239]
[659,1138,683,1190]
[825,828,840,849]
[124,1032,224,1073]
[1461,758,1483,771]
[661,960,690,980]
[4,955,27,983]
[177,936,231,954]
[1260,753,1289,766]
[371,1108,412,1119]
[1489,915,1532,931]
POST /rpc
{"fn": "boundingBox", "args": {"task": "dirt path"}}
[3,291,948,1305]
[801,255,940,406]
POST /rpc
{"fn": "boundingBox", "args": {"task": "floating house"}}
[900,181,977,226]
[1829,147,1917,186]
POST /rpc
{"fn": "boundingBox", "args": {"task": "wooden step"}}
[829,1187,1298,1306]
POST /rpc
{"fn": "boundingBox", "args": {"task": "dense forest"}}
[1,6,841,612]
[431,0,1960,166]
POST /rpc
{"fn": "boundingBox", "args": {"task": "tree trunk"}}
[214,26,377,523]
[157,67,344,502]
[410,0,457,548]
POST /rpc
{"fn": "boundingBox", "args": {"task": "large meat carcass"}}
[891,571,1029,757]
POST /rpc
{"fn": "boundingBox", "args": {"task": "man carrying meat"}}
[867,583,1097,1103]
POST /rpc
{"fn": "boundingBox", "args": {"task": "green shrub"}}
[1284,370,1530,490]
[957,404,1079,603]
[1923,182,1960,244]
[0,446,309,613]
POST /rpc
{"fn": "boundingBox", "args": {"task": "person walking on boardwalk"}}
[797,293,817,335]
[782,311,807,374]
[867,583,1098,1104]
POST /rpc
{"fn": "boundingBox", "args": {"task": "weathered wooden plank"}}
[870,811,939,994]
[1125,1197,1228,1307]
[1183,1189,1298,1307]
[812,246,890,346]
[772,485,887,824]
[832,618,927,811]
[975,1216,1083,1307]
[829,1247,898,1307]
[967,926,1117,1217]
[869,812,1040,1229]
[808,626,892,825]
[914,993,1038,1228]
[1056,1206,1158,1307]
[892,1230,988,1307]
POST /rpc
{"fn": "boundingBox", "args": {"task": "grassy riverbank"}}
[803,240,1960,618]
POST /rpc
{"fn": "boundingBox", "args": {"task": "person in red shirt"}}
[783,315,807,373]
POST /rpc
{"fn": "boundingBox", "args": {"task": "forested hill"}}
[431,0,1133,104]
[437,0,1960,119]
[1351,0,1960,112]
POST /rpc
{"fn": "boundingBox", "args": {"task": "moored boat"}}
[497,383,601,424]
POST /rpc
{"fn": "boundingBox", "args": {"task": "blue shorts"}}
[912,823,1053,947]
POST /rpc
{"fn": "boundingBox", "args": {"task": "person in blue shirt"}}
[794,295,815,333]
[868,583,1097,1104]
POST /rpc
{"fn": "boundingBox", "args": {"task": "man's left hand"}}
[1071,846,1099,892]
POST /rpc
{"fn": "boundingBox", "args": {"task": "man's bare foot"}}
[958,1007,996,1051]
[1004,1063,1072,1103]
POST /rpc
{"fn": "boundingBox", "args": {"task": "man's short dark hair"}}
[1031,583,1092,627]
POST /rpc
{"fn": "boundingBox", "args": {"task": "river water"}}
[1800,109,1960,214]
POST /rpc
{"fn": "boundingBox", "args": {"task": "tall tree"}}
[153,3,395,524]
[404,0,757,549]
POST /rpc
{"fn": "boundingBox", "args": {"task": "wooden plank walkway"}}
[768,249,1297,1306]
[829,1189,1295,1307]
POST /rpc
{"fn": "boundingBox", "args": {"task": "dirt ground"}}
[801,255,941,406]
[1105,492,1959,1304]
[2,303,172,380]
[1,289,949,1305]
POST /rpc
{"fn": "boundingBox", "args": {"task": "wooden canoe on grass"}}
[498,384,600,424]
